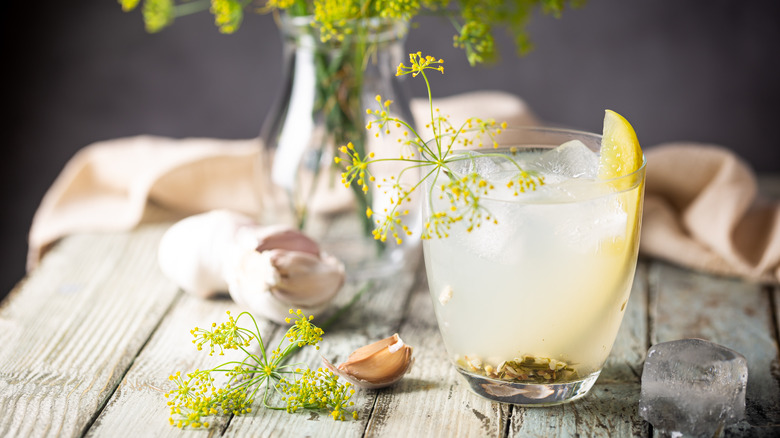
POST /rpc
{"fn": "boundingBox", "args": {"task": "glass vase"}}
[259,14,420,279]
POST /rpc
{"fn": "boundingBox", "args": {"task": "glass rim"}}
[426,124,647,201]
[489,125,648,182]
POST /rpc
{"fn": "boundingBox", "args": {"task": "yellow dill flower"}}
[396,51,444,77]
[313,0,361,42]
[279,367,357,421]
[142,0,174,33]
[210,0,244,34]
[119,0,141,12]
[337,52,544,242]
[266,0,297,9]
[372,0,421,19]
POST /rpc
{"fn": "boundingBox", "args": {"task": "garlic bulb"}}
[227,246,344,324]
[157,210,255,298]
[224,227,345,324]
[322,334,414,389]
[158,210,345,323]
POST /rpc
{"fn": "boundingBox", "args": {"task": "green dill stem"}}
[439,119,476,159]
[364,156,431,167]
[173,0,210,18]
[296,162,320,229]
[278,339,302,362]
[420,69,440,157]
[388,116,437,159]
[238,345,264,368]
[290,0,310,16]
[312,26,377,244]
[262,378,275,408]
[379,163,437,227]
[246,377,266,406]
[426,166,444,214]
[229,375,265,393]
[239,312,267,359]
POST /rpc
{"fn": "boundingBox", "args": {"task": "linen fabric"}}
[642,143,780,282]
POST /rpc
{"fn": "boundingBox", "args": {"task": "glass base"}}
[456,368,600,406]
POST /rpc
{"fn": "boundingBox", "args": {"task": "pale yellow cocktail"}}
[423,119,645,405]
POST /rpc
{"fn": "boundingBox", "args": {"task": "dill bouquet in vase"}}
[120,0,582,277]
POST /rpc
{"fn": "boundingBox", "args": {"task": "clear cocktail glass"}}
[422,126,646,405]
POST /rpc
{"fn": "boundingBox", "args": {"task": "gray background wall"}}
[3,0,779,299]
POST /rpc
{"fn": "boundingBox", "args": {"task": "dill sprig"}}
[166,309,357,428]
[337,52,544,243]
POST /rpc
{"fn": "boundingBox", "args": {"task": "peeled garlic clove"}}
[158,210,256,298]
[227,248,344,323]
[322,334,414,389]
[253,226,320,256]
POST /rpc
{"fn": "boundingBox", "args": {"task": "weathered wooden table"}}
[2,179,779,437]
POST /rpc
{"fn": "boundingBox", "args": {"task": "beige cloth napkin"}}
[27,92,780,284]
[27,136,261,269]
[642,143,780,283]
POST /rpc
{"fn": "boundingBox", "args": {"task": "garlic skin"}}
[157,210,256,298]
[322,334,414,389]
[158,211,345,323]
[253,226,320,255]
[227,244,345,324]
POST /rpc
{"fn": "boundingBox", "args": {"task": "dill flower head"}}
[190,310,253,356]
[166,309,357,428]
[141,0,174,33]
[211,0,244,33]
[119,0,141,12]
[336,52,544,244]
[279,367,357,420]
[284,309,325,348]
[397,52,444,77]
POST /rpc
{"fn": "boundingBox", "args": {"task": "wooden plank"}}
[363,267,510,438]
[0,225,178,438]
[85,293,270,437]
[648,262,780,431]
[511,383,647,438]
[510,262,650,437]
[222,267,418,437]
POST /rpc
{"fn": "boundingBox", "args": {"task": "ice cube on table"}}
[639,338,748,437]
[531,139,599,178]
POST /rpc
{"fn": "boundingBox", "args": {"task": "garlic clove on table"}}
[322,334,414,389]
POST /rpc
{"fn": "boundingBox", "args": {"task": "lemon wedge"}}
[596,110,645,273]
[599,109,643,179]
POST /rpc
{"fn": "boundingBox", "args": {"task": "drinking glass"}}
[422,127,646,405]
